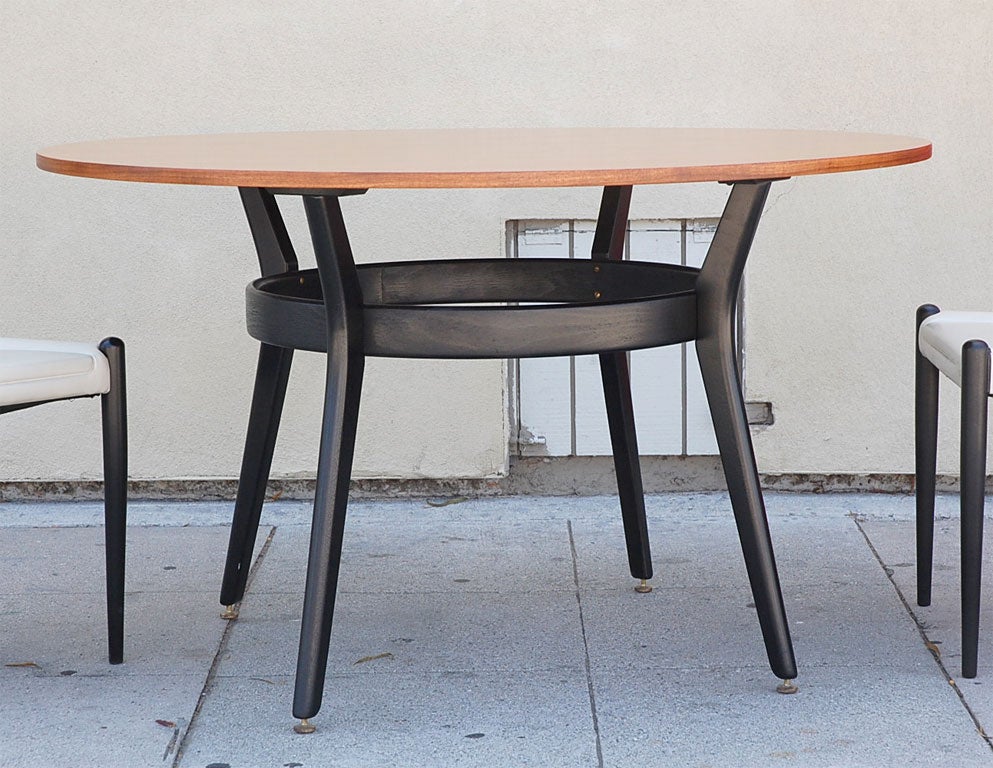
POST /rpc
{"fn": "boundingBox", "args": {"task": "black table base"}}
[219,181,798,724]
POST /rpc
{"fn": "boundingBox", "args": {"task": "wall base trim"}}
[0,457,963,502]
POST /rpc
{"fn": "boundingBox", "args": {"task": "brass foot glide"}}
[776,679,798,695]
[634,579,653,594]
[220,604,240,620]
[294,719,316,734]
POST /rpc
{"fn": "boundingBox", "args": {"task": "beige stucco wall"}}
[0,2,986,482]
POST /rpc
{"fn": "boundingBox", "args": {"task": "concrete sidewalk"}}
[1,492,992,767]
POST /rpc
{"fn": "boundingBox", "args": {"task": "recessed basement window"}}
[508,218,729,457]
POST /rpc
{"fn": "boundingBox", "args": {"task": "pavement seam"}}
[169,525,279,767]
[567,519,605,768]
[851,513,993,753]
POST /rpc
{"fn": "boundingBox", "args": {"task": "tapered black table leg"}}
[591,185,652,581]
[292,343,364,721]
[960,339,989,679]
[220,342,294,606]
[695,181,797,683]
[915,304,941,607]
[99,337,127,665]
[600,351,652,580]
[697,333,796,680]
[292,194,366,727]
[221,188,299,609]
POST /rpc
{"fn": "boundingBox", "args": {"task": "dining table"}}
[37,127,931,733]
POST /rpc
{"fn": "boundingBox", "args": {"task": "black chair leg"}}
[599,351,652,581]
[99,337,127,665]
[960,339,989,679]
[220,343,294,608]
[916,304,941,607]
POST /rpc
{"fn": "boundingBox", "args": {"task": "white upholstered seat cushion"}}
[919,311,993,391]
[0,338,110,407]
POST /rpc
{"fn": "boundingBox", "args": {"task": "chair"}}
[0,337,127,663]
[916,305,991,678]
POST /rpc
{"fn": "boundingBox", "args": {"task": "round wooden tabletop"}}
[37,128,931,189]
